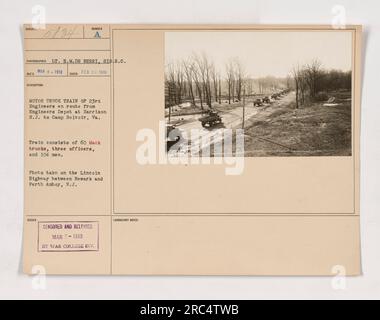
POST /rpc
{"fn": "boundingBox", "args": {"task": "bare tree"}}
[246,78,253,97]
[182,59,196,107]
[165,62,177,106]
[291,64,301,109]
[299,68,308,105]
[218,76,222,104]
[305,59,322,99]
[292,60,323,108]
[233,58,245,101]
[211,64,219,104]
[165,61,185,106]
[193,53,213,108]
[225,60,235,104]
[191,62,204,110]
[286,75,292,90]
[175,63,185,106]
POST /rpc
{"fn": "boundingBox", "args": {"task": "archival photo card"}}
[23,25,361,275]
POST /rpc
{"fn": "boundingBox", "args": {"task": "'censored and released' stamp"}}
[38,221,99,252]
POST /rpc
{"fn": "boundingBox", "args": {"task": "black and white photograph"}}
[165,31,353,156]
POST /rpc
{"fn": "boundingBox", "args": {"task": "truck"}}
[199,110,222,128]
[253,98,263,107]
[262,96,271,104]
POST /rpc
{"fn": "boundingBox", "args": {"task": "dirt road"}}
[167,93,294,156]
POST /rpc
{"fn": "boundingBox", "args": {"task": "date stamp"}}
[38,221,99,252]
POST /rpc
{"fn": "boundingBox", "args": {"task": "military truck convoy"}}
[199,110,223,128]
[166,89,291,151]
[253,89,290,107]
[198,89,290,129]
[166,89,290,143]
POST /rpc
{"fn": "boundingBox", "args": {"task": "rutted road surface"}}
[167,93,294,155]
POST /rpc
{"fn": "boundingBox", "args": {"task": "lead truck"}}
[199,110,223,128]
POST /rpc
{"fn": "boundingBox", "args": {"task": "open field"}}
[241,90,352,156]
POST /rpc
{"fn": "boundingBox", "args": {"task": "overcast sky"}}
[165,31,352,78]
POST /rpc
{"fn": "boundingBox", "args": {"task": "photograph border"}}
[111,25,361,216]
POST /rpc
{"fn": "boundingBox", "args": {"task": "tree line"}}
[165,53,248,110]
[291,59,351,108]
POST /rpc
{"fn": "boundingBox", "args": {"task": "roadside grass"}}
[242,91,352,156]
